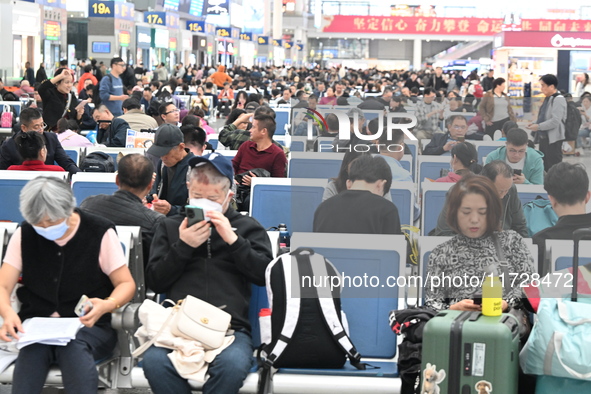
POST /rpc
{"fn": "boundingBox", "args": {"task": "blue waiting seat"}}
[390,181,415,227]
[271,232,407,390]
[250,178,327,232]
[417,236,453,304]
[417,156,450,184]
[71,173,118,203]
[472,141,505,162]
[399,154,414,181]
[0,171,68,223]
[290,136,307,152]
[421,182,453,236]
[275,109,291,136]
[288,152,345,179]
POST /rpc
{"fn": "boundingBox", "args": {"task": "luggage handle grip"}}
[573,228,591,243]
[572,228,591,301]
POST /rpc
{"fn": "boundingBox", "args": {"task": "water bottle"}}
[86,129,97,144]
[259,308,272,345]
[278,223,290,248]
[482,269,503,317]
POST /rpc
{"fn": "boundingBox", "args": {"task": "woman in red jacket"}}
[7,131,65,172]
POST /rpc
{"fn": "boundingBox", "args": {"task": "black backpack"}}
[80,151,115,172]
[565,101,583,141]
[1,91,18,102]
[257,248,367,393]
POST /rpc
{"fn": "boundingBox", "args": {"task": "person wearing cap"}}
[332,107,367,152]
[92,105,130,147]
[118,98,158,132]
[142,153,273,394]
[148,124,195,216]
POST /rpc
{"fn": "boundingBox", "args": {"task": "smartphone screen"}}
[185,206,205,227]
[457,136,465,142]
[513,169,522,176]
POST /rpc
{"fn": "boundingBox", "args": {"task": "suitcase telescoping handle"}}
[571,228,591,302]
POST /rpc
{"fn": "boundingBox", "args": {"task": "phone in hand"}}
[472,292,482,306]
[74,295,93,317]
[185,206,205,227]
[457,136,465,142]
[513,169,522,176]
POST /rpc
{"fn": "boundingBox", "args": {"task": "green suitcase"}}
[420,310,520,394]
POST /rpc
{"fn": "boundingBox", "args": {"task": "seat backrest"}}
[115,225,145,302]
[0,171,68,223]
[288,152,345,179]
[316,137,336,153]
[216,150,237,161]
[290,232,407,359]
[62,147,84,167]
[71,172,118,203]
[250,178,327,232]
[390,181,415,227]
[473,141,505,161]
[290,136,307,152]
[399,154,414,181]
[418,156,450,183]
[546,239,591,273]
[274,109,290,136]
[421,182,453,236]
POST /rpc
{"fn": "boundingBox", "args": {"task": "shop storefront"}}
[255,36,270,67]
[272,39,285,67]
[152,28,170,68]
[186,21,213,67]
[493,31,591,101]
[215,27,237,68]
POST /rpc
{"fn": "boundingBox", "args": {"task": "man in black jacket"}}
[80,154,164,263]
[0,108,79,173]
[423,114,468,155]
[142,153,273,394]
[148,124,194,216]
[533,162,591,274]
[92,105,130,147]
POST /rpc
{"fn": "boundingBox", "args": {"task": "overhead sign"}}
[216,27,231,37]
[272,39,282,47]
[89,0,114,17]
[321,16,591,36]
[283,41,293,49]
[295,43,304,51]
[114,2,134,21]
[145,11,166,26]
[240,32,252,41]
[257,36,269,45]
[187,20,205,33]
[231,28,240,40]
[495,31,591,49]
[205,0,228,15]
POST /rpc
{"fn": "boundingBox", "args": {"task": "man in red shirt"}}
[232,113,287,180]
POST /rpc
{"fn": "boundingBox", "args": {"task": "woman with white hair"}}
[0,177,135,393]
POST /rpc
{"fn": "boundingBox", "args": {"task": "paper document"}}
[16,318,83,350]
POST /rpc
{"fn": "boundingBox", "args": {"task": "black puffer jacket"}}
[146,208,273,332]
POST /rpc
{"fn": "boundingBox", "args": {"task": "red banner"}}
[498,32,591,49]
[320,16,591,36]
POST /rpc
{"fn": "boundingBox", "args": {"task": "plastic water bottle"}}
[482,273,503,317]
[86,129,97,144]
[278,223,290,248]
[259,308,272,345]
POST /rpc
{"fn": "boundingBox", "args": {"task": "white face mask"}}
[189,193,229,221]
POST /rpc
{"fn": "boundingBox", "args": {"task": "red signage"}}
[320,16,591,36]
[496,32,591,49]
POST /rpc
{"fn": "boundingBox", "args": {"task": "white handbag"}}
[170,295,232,350]
[132,295,231,357]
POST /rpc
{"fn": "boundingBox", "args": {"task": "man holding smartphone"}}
[143,153,273,394]
[423,114,469,155]
[485,128,544,185]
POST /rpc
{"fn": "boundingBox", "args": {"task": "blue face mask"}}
[32,219,69,241]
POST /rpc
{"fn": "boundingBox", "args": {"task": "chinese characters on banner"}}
[322,16,591,36]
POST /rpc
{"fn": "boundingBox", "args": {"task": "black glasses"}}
[114,63,126,67]
[164,109,180,115]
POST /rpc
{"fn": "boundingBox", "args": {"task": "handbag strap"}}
[491,233,512,295]
[132,299,180,358]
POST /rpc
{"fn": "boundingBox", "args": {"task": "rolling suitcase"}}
[532,228,591,394]
[421,310,520,394]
